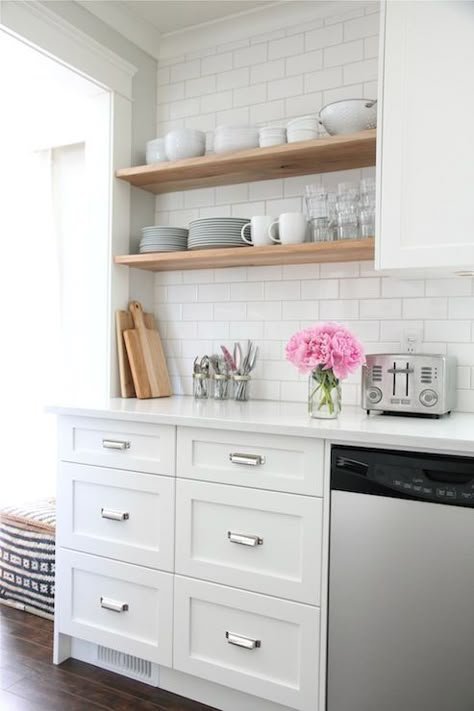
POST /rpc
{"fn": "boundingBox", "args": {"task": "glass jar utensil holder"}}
[213,374,230,400]
[233,374,251,402]
[308,368,341,419]
[193,373,210,399]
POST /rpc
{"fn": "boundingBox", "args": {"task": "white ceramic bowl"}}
[318,99,377,135]
[146,137,167,164]
[287,115,319,131]
[287,127,318,143]
[214,126,259,154]
[165,129,206,161]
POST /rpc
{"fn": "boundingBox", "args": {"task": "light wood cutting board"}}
[116,309,155,398]
[124,301,172,399]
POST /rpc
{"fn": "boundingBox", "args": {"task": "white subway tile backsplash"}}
[153,6,474,410]
[250,59,285,84]
[234,42,267,68]
[286,49,323,77]
[402,298,447,319]
[265,280,300,301]
[198,283,230,302]
[425,321,471,343]
[324,39,364,67]
[304,66,343,93]
[216,67,250,91]
[320,299,359,320]
[170,60,201,82]
[340,277,380,299]
[344,12,380,40]
[201,52,233,75]
[268,75,304,100]
[268,34,304,60]
[302,279,339,299]
[343,57,378,85]
[306,23,343,50]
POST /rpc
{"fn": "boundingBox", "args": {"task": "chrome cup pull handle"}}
[228,531,263,546]
[100,596,129,613]
[102,439,130,450]
[101,508,129,521]
[226,631,261,649]
[229,453,265,466]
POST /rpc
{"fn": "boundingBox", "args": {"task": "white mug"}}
[241,216,274,246]
[268,212,307,244]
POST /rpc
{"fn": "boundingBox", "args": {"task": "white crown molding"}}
[158,0,372,60]
[76,0,161,61]
[0,0,137,98]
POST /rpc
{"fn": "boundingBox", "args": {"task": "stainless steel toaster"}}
[362,353,456,417]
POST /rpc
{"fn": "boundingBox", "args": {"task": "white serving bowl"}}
[287,127,319,143]
[165,129,206,161]
[146,137,167,164]
[318,99,377,135]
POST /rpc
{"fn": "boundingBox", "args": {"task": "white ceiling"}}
[122,1,277,35]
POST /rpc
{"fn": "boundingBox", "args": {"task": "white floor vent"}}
[97,645,153,682]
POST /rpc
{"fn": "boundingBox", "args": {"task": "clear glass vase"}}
[308,367,341,419]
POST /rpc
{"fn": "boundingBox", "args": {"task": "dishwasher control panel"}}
[372,465,474,503]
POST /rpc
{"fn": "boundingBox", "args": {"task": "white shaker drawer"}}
[57,462,175,570]
[177,427,323,495]
[175,480,322,604]
[57,550,173,665]
[174,576,319,711]
[59,416,175,475]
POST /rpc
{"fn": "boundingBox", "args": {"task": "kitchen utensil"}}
[319,99,377,135]
[241,216,274,246]
[362,353,456,416]
[268,213,307,245]
[165,129,205,160]
[115,309,155,398]
[124,301,172,399]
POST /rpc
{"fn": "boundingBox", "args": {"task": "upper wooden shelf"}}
[114,238,374,272]
[116,130,376,195]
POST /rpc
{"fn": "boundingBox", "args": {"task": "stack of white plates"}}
[214,125,259,154]
[188,217,248,250]
[139,225,188,253]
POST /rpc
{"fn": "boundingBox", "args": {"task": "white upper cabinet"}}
[376,1,474,272]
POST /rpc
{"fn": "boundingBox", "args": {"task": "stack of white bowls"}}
[287,115,319,143]
[214,126,259,154]
[165,129,206,161]
[146,138,167,164]
[259,126,287,147]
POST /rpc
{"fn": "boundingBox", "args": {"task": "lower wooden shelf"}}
[114,238,374,272]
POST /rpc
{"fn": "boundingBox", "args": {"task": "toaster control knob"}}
[367,387,382,404]
[420,389,438,407]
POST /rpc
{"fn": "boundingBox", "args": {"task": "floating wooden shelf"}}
[116,130,376,195]
[114,238,374,272]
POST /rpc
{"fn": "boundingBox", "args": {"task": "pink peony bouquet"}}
[285,321,365,380]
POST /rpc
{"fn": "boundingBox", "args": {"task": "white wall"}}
[151,1,474,413]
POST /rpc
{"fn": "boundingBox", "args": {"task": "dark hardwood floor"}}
[0,604,220,711]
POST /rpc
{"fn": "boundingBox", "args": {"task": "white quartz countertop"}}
[48,396,474,455]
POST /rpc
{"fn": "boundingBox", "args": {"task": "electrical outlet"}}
[402,329,422,354]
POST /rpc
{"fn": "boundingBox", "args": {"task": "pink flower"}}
[285,321,365,380]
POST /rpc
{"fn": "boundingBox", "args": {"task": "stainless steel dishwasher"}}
[328,445,474,711]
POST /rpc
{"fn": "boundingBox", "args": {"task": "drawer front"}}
[59,416,175,475]
[57,550,173,665]
[57,462,175,570]
[175,480,322,604]
[174,576,319,711]
[177,427,323,495]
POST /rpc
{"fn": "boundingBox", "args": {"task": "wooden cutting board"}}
[124,301,172,399]
[115,309,155,398]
